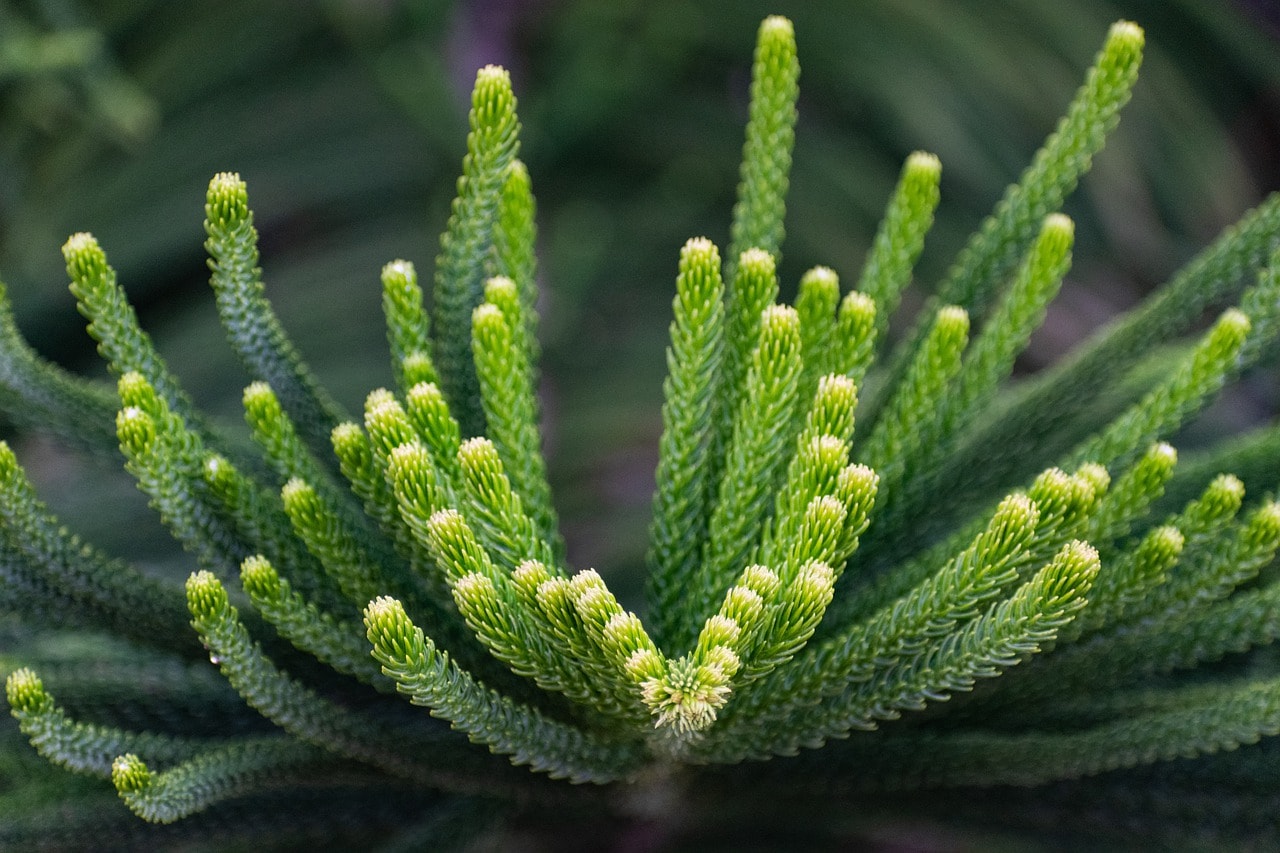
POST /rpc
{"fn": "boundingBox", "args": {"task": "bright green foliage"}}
[472,277,559,554]
[433,65,521,437]
[726,15,800,282]
[380,259,437,394]
[855,151,941,346]
[648,237,726,648]
[491,160,540,364]
[205,172,348,457]
[6,15,1280,850]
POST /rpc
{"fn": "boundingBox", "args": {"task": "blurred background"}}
[0,0,1277,607]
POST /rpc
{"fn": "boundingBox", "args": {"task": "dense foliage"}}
[4,13,1280,850]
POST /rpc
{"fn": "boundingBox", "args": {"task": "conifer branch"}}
[0,442,190,644]
[729,492,1040,735]
[690,305,802,647]
[795,267,841,403]
[185,571,510,790]
[114,373,246,573]
[878,21,1143,405]
[202,454,345,613]
[0,279,120,454]
[204,173,349,456]
[491,160,540,364]
[238,555,388,687]
[834,290,878,387]
[111,737,336,823]
[63,234,199,430]
[433,66,521,436]
[855,151,941,348]
[365,596,645,783]
[381,259,438,394]
[647,238,726,649]
[1068,309,1251,470]
[726,15,799,281]
[472,279,560,553]
[6,15,1280,848]
[7,668,209,777]
[831,675,1280,789]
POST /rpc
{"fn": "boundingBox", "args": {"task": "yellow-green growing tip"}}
[111,754,151,793]
[681,236,719,262]
[116,407,157,455]
[472,301,505,327]
[240,555,281,599]
[1217,307,1252,340]
[759,15,795,42]
[62,232,110,282]
[5,667,48,712]
[1151,442,1178,466]
[1150,525,1186,558]
[116,371,154,403]
[242,380,278,408]
[994,491,1041,531]
[476,64,510,85]
[62,232,100,257]
[737,246,776,271]
[936,305,970,336]
[280,476,314,505]
[1107,20,1145,48]
[906,150,942,178]
[364,595,415,654]
[207,171,248,202]
[1043,212,1075,239]
[381,259,416,286]
[484,275,519,302]
[209,171,245,193]
[0,440,17,473]
[1253,503,1280,542]
[202,454,233,487]
[185,569,229,616]
[761,303,800,333]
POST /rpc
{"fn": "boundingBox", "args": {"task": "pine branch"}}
[855,151,941,349]
[950,194,1280,495]
[185,570,518,792]
[238,555,389,688]
[365,596,645,783]
[63,233,200,432]
[725,15,799,282]
[1068,309,1251,471]
[833,290,877,388]
[647,238,726,649]
[0,279,119,455]
[710,541,1098,761]
[689,305,803,647]
[203,454,347,615]
[727,492,1041,737]
[856,304,969,498]
[115,373,246,573]
[471,278,560,554]
[0,442,190,645]
[829,675,1280,789]
[204,173,349,458]
[490,160,540,365]
[433,66,521,437]
[876,22,1143,412]
[111,737,336,823]
[7,667,209,777]
[794,267,840,405]
[381,259,438,394]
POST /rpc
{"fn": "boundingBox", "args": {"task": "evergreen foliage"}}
[3,13,1280,849]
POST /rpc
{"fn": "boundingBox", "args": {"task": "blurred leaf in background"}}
[0,0,1276,603]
